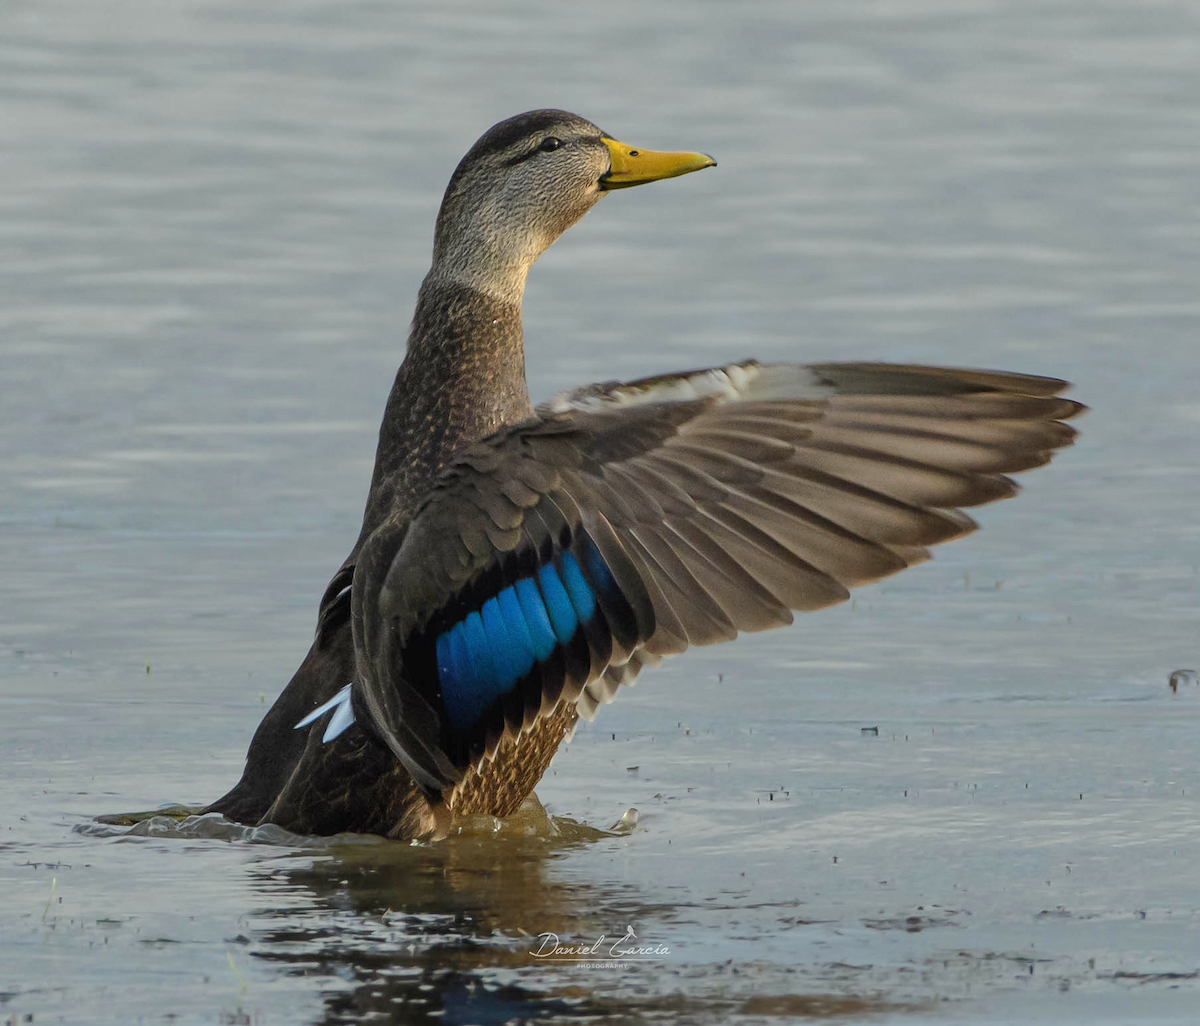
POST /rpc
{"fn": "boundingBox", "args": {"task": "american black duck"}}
[204,109,1082,839]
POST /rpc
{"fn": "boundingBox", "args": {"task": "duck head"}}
[431,109,715,304]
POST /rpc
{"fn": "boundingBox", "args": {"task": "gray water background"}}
[2,1,1199,1023]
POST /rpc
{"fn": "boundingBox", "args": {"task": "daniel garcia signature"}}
[529,925,669,966]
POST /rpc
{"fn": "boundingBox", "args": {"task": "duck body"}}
[204,110,1082,839]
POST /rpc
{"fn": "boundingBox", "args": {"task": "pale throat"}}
[432,227,545,307]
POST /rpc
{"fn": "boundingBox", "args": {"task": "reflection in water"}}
[84,804,914,1023]
[236,814,911,1025]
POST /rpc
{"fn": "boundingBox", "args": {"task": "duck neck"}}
[433,229,537,307]
[359,274,535,535]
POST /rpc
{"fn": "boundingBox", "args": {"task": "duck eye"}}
[539,136,562,152]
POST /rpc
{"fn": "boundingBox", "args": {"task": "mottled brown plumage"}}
[205,110,1081,839]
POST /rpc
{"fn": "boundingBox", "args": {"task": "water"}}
[3,1,1199,1022]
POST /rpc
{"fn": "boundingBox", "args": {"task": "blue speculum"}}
[435,541,618,731]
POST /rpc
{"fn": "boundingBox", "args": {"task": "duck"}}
[203,109,1082,839]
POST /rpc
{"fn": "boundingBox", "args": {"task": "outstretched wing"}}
[350,360,1082,794]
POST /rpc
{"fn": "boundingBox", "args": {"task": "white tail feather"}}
[294,683,356,742]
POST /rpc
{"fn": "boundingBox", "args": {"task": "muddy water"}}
[3,1,1198,1023]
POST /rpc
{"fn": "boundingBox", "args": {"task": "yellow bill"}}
[599,137,716,190]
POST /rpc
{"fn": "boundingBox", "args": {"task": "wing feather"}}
[351,361,1083,793]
